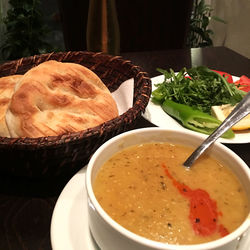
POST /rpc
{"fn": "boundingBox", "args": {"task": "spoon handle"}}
[183,91,250,168]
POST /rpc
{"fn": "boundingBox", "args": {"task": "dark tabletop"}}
[0,46,249,250]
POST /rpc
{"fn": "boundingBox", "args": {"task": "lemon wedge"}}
[211,104,250,131]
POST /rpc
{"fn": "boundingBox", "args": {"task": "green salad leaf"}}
[152,66,245,114]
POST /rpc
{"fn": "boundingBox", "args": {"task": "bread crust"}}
[6,60,118,138]
[0,75,23,137]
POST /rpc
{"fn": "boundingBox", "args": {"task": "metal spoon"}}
[183,91,250,168]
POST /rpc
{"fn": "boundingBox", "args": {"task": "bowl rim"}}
[86,127,250,250]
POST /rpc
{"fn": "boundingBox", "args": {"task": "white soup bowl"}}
[86,128,250,250]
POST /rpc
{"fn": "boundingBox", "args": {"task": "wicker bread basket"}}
[0,51,151,178]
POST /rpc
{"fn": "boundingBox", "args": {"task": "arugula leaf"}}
[151,66,245,114]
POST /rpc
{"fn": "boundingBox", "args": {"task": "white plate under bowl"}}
[50,166,250,250]
[143,75,250,144]
[50,167,100,250]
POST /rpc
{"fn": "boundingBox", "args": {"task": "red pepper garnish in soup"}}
[162,163,229,237]
[93,142,249,245]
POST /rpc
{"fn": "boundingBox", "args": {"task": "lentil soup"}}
[93,142,249,245]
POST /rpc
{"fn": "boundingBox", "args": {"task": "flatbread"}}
[0,75,22,137]
[6,60,118,138]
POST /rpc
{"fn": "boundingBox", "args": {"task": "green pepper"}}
[162,99,235,139]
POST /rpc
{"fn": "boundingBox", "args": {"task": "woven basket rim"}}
[0,51,152,148]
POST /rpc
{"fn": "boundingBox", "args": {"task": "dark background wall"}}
[41,0,193,53]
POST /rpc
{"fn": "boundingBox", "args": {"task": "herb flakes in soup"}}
[93,142,249,245]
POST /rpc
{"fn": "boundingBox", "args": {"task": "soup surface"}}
[93,142,249,245]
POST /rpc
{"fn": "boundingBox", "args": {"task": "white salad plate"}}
[143,75,250,144]
[50,166,250,250]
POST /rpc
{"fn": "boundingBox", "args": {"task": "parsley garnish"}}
[152,66,245,114]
